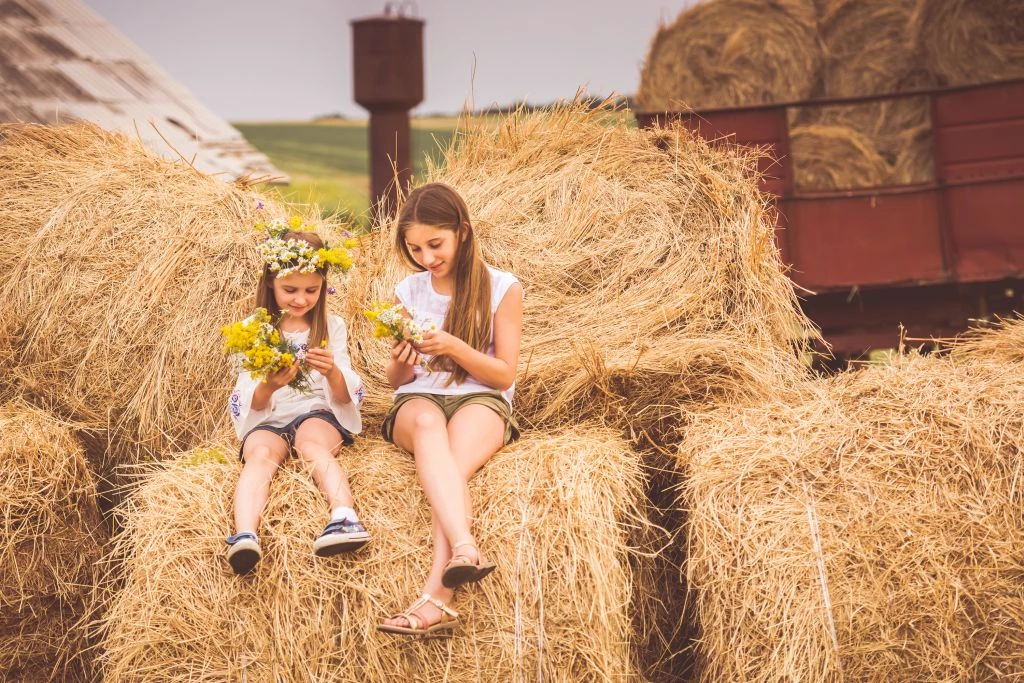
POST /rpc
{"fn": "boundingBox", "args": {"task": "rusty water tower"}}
[352,3,424,219]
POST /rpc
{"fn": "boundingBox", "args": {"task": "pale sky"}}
[82,0,694,121]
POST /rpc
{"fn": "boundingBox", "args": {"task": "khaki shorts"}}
[381,391,521,446]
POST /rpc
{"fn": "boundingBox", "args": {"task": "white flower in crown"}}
[253,214,357,278]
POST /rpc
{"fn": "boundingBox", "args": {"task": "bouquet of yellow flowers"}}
[221,308,311,391]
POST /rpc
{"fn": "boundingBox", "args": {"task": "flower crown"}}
[255,215,357,278]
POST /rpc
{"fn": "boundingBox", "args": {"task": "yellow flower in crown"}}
[256,215,357,278]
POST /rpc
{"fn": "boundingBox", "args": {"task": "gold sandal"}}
[441,540,497,589]
[376,593,460,636]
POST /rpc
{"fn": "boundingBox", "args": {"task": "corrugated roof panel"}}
[39,23,103,60]
[24,64,91,99]
[69,21,148,62]
[29,0,102,26]
[1,0,286,181]
[0,0,42,23]
[57,60,139,102]
[105,60,164,100]
[0,24,47,61]
[23,25,77,59]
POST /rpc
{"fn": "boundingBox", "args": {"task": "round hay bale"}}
[97,426,651,681]
[788,122,893,190]
[0,123,349,478]
[914,0,1024,86]
[345,103,814,444]
[0,399,106,681]
[679,351,1024,681]
[817,0,937,97]
[634,0,822,111]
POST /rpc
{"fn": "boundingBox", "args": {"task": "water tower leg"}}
[368,109,413,220]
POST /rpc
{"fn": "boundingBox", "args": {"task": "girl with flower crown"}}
[376,183,523,636]
[225,220,368,575]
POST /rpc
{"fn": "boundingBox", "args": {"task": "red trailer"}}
[637,78,1024,359]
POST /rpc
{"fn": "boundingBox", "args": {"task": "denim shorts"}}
[239,409,353,461]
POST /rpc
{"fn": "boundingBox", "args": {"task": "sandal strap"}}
[421,592,459,619]
[450,539,477,552]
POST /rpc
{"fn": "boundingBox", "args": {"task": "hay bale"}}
[0,399,106,681]
[788,96,935,189]
[346,103,813,444]
[817,0,936,98]
[788,122,892,190]
[915,0,1024,86]
[679,350,1024,681]
[97,426,650,681]
[634,0,822,111]
[0,123,348,477]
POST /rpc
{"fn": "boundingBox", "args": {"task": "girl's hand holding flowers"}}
[264,362,301,390]
[364,301,437,369]
[391,340,421,367]
[221,308,312,392]
[413,329,459,358]
[304,347,336,377]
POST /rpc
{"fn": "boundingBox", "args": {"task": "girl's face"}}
[271,271,323,319]
[403,222,460,279]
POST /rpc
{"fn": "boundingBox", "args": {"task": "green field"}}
[234,119,457,222]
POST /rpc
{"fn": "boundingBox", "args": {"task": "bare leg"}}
[293,417,352,508]
[383,403,504,629]
[234,430,289,533]
[391,399,472,547]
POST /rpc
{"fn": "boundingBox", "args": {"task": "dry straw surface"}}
[680,335,1024,681]
[346,103,813,445]
[633,0,822,111]
[0,399,106,681]
[0,123,348,479]
[97,426,650,682]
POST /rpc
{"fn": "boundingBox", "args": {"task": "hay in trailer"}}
[914,0,1024,87]
[96,426,652,681]
[679,350,1024,681]
[0,123,349,478]
[788,122,892,190]
[788,96,935,190]
[634,0,822,111]
[345,102,814,444]
[0,399,107,681]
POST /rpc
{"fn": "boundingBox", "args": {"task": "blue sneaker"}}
[313,519,370,557]
[226,532,261,574]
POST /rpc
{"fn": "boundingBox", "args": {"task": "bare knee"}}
[293,438,335,463]
[243,445,280,470]
[413,411,443,433]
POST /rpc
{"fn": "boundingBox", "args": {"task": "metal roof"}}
[0,0,287,182]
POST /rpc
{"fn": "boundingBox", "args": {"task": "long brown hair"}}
[396,183,491,385]
[255,230,329,348]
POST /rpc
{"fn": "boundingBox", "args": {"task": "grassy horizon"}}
[235,118,458,222]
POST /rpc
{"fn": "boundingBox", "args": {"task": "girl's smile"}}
[404,222,459,283]
[271,271,323,322]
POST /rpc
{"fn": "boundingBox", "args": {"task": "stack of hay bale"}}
[679,322,1024,680]
[1,98,812,680]
[0,399,106,681]
[635,0,1024,191]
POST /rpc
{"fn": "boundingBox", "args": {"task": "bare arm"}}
[415,283,523,391]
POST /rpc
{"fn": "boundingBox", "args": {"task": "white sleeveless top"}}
[393,266,521,407]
